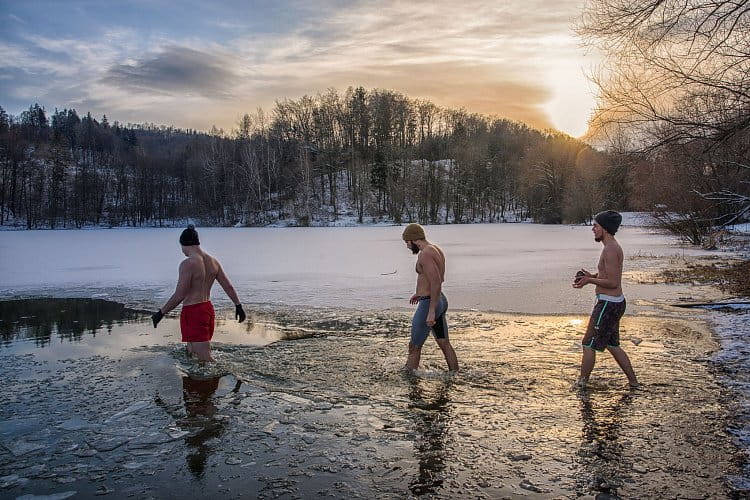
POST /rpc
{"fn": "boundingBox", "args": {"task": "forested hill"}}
[0,87,628,229]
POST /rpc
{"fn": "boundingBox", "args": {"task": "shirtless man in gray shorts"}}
[573,211,639,388]
[402,223,459,372]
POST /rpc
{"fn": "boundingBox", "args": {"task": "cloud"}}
[103,46,240,98]
[8,14,26,24]
[0,0,593,135]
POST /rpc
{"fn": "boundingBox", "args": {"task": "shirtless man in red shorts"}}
[151,224,246,362]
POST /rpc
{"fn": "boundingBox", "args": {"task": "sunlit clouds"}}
[0,0,597,136]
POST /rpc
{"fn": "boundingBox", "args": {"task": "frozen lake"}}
[0,223,715,314]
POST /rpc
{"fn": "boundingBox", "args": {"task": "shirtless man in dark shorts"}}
[402,223,459,372]
[573,211,639,388]
[151,225,246,362]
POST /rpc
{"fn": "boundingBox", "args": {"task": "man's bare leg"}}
[578,348,596,387]
[192,341,215,362]
[405,343,422,371]
[436,339,459,372]
[607,346,639,387]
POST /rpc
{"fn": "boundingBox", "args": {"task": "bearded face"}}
[407,241,419,254]
[592,223,604,242]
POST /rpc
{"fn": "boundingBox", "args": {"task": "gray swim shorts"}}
[411,293,449,346]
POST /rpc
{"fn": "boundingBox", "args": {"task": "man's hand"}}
[573,269,593,288]
[426,310,436,327]
[151,309,164,328]
[235,304,246,323]
[573,275,592,288]
[409,294,420,305]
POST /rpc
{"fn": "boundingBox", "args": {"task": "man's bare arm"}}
[160,260,194,314]
[216,263,241,305]
[421,249,443,313]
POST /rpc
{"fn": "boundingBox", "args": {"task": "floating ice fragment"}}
[0,474,21,488]
[519,479,548,493]
[2,439,46,457]
[16,492,76,500]
[167,429,189,439]
[104,400,150,423]
[58,418,97,431]
[86,436,130,452]
[275,393,314,406]
[73,449,97,457]
[225,457,242,465]
[94,484,114,495]
[263,421,278,434]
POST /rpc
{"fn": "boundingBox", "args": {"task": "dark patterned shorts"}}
[582,296,626,352]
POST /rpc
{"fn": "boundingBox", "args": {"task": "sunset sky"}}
[0,0,599,137]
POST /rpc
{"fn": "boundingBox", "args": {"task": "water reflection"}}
[180,375,242,479]
[0,298,145,347]
[577,390,634,496]
[406,376,454,496]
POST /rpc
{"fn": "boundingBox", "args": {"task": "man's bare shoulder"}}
[180,255,202,271]
[602,241,624,264]
[419,244,444,264]
[603,240,623,255]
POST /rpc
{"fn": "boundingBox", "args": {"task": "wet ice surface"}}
[0,299,743,498]
[705,306,750,492]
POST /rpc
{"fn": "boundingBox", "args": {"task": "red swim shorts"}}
[180,301,215,342]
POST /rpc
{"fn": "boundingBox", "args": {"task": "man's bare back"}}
[181,251,236,306]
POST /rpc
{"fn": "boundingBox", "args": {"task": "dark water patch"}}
[0,298,147,347]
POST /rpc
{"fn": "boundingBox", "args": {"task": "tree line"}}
[1,88,628,230]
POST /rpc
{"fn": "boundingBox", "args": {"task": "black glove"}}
[235,304,246,323]
[151,309,164,328]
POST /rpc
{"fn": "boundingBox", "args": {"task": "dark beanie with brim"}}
[594,210,622,235]
[180,224,200,246]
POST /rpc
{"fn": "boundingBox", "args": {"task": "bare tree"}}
[578,0,750,237]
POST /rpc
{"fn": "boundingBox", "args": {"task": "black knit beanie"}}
[179,224,200,246]
[594,210,622,235]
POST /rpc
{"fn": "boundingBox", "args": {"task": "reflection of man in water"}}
[573,211,639,388]
[407,378,452,495]
[402,224,459,372]
[151,224,246,362]
[577,390,633,496]
[181,375,222,478]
